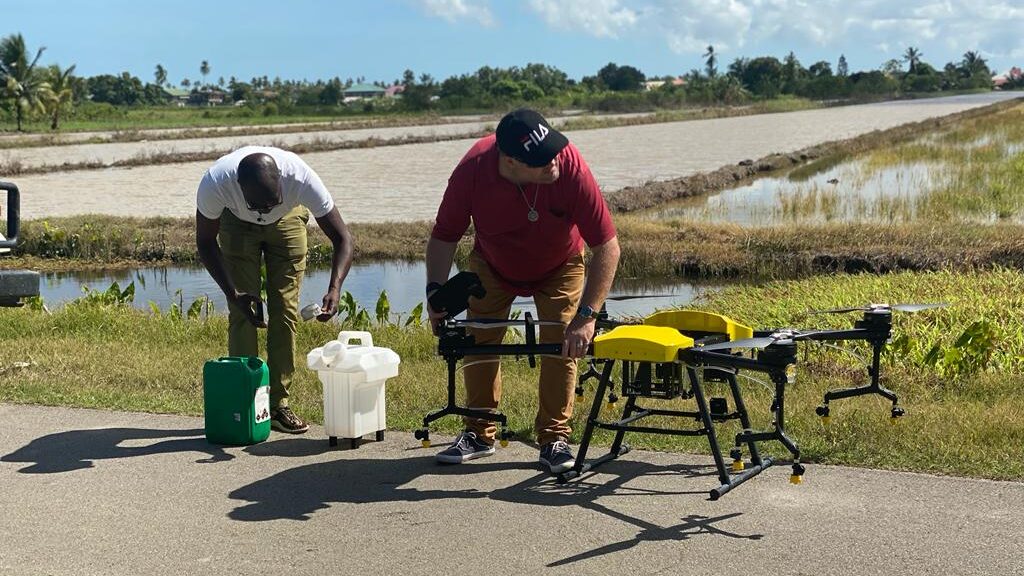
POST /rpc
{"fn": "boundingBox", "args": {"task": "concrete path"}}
[2,403,1021,575]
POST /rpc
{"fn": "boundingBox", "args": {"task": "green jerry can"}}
[203,356,272,445]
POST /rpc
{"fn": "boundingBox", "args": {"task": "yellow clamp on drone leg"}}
[790,462,806,485]
[816,405,831,426]
[729,448,745,472]
[607,392,619,410]
[414,429,431,448]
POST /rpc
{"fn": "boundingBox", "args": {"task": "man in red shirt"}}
[426,108,620,474]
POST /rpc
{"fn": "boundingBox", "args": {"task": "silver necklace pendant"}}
[527,208,539,222]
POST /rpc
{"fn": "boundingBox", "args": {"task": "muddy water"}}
[38,261,718,318]
[11,93,1020,222]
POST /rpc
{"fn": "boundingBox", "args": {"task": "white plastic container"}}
[306,331,400,448]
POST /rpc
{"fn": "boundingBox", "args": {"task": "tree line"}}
[1,31,1018,132]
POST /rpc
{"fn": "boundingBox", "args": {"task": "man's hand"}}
[230,292,267,328]
[318,288,341,322]
[562,315,596,359]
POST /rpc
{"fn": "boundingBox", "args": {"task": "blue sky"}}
[5,0,1022,85]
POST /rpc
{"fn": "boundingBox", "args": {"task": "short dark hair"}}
[238,153,279,184]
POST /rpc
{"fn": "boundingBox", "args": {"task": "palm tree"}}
[154,64,167,87]
[703,45,717,78]
[961,51,987,75]
[0,33,48,131]
[903,46,922,74]
[40,63,76,130]
[200,60,210,87]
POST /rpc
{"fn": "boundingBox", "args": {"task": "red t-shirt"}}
[431,135,617,295]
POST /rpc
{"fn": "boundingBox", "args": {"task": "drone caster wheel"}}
[731,459,745,473]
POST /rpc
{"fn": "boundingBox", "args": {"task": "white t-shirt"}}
[196,146,335,224]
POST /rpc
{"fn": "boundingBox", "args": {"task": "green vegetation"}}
[2,269,1021,480]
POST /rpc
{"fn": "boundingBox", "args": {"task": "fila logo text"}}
[521,124,550,152]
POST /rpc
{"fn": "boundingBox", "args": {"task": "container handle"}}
[337,331,373,348]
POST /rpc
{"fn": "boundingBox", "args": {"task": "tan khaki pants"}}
[462,251,585,445]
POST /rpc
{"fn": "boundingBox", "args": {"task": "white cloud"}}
[650,0,754,54]
[546,1,1023,71]
[527,0,639,38]
[416,0,495,27]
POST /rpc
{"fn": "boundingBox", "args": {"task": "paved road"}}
[2,403,1021,575]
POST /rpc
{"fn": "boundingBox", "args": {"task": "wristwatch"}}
[576,304,597,320]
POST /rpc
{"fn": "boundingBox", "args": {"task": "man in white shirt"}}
[196,146,353,433]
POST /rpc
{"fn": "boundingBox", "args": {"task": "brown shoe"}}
[270,407,309,434]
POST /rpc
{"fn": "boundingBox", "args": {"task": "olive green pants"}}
[219,207,308,409]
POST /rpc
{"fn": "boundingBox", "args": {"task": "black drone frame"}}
[765,308,903,421]
[416,271,567,447]
[561,334,803,500]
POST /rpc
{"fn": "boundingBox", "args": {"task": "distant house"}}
[993,66,1022,89]
[643,77,686,91]
[190,89,227,106]
[162,87,190,106]
[384,84,405,98]
[343,83,386,101]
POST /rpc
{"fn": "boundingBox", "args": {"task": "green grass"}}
[2,269,1021,480]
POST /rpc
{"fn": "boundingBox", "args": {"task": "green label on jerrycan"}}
[203,356,272,445]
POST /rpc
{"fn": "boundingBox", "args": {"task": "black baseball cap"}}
[495,108,569,167]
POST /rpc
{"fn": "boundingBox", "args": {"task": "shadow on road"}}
[1,427,233,473]
[227,447,763,565]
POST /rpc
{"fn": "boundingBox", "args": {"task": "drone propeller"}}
[891,303,949,313]
[604,294,679,301]
[696,336,779,352]
[808,302,949,315]
[695,329,827,352]
[453,318,564,329]
[512,293,679,305]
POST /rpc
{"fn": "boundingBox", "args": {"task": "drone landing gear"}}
[416,353,512,449]
[559,359,784,500]
[817,339,905,424]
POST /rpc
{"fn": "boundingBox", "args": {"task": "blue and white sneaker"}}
[539,440,576,474]
[435,431,495,464]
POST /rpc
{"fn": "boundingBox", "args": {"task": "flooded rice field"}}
[38,261,719,319]
[10,92,1020,222]
[641,158,940,224]
[640,108,1024,226]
